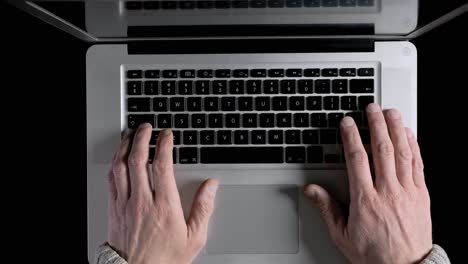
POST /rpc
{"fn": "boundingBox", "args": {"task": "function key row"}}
[126,68,375,79]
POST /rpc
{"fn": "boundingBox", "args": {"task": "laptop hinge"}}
[127,39,375,55]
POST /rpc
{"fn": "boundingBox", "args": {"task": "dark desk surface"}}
[2,3,466,263]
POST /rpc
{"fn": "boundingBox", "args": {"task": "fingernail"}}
[405,128,414,139]
[139,123,152,129]
[341,117,355,127]
[366,103,381,113]
[206,183,219,195]
[387,109,401,119]
[304,186,318,201]
[161,129,172,137]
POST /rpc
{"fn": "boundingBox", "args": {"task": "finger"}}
[152,129,180,206]
[112,129,133,201]
[128,123,153,199]
[304,184,345,246]
[340,116,375,200]
[366,103,400,192]
[187,179,219,252]
[405,128,426,188]
[385,109,413,188]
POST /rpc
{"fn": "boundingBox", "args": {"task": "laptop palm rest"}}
[206,185,299,254]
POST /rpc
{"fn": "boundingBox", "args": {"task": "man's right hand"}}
[304,104,433,264]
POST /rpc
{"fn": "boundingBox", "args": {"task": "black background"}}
[1,2,466,263]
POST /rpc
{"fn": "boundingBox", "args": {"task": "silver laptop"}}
[8,0,467,263]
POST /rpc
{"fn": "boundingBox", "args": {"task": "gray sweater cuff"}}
[95,243,128,264]
[420,245,451,264]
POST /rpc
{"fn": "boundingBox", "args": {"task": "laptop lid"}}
[5,0,467,42]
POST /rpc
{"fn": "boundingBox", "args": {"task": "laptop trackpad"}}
[206,185,299,254]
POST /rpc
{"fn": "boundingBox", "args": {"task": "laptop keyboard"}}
[125,0,375,10]
[125,66,375,164]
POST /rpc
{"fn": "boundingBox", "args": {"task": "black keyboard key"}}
[180,70,195,78]
[306,96,322,110]
[187,97,202,112]
[277,113,292,127]
[298,80,313,94]
[340,0,356,6]
[126,2,143,10]
[204,97,219,111]
[178,81,193,95]
[229,80,245,94]
[201,147,284,163]
[225,114,241,128]
[358,0,374,6]
[286,0,302,7]
[232,0,249,8]
[161,81,176,95]
[328,113,344,128]
[200,131,215,145]
[286,69,302,77]
[157,114,172,128]
[221,97,236,111]
[268,130,284,144]
[268,69,284,77]
[304,68,320,77]
[358,96,374,110]
[128,114,155,129]
[180,1,196,9]
[307,146,323,163]
[346,112,363,127]
[215,0,231,8]
[173,131,181,145]
[150,131,160,145]
[174,114,189,128]
[161,1,177,9]
[215,69,231,78]
[183,131,198,145]
[251,130,267,144]
[268,0,285,7]
[209,114,223,128]
[128,98,150,112]
[289,97,305,111]
[339,68,356,77]
[359,129,370,144]
[197,69,213,78]
[302,130,319,144]
[243,114,258,128]
[332,79,348,94]
[325,154,341,163]
[304,0,320,7]
[172,148,177,164]
[250,69,267,77]
[315,80,331,93]
[217,131,232,145]
[197,1,214,8]
[145,70,160,78]
[127,81,142,95]
[281,80,296,94]
[153,98,168,112]
[286,130,301,144]
[260,113,275,128]
[145,81,159,95]
[311,113,327,127]
[213,80,228,94]
[272,96,287,111]
[264,80,279,94]
[170,97,185,112]
[322,0,338,7]
[322,68,338,77]
[255,97,270,111]
[320,129,338,144]
[238,97,253,111]
[179,147,198,164]
[234,130,249,144]
[246,80,262,94]
[350,79,374,93]
[341,96,358,110]
[358,68,374,76]
[233,69,249,77]
[127,70,142,78]
[191,114,207,128]
[162,70,177,78]
[250,0,267,7]
[324,96,340,110]
[286,147,306,163]
[195,81,210,95]
[293,113,309,127]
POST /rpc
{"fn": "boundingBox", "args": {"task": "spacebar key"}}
[201,147,284,163]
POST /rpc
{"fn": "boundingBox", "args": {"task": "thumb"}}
[187,179,219,251]
[304,184,345,244]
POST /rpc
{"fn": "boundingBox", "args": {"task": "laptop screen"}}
[9,0,468,41]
